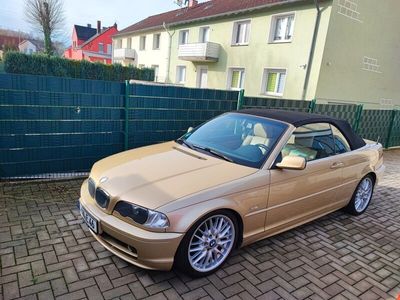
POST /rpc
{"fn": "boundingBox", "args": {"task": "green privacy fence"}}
[126,83,238,149]
[240,93,398,148]
[0,73,399,178]
[241,96,310,112]
[0,74,126,177]
[0,74,238,178]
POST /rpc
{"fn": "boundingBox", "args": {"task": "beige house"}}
[114,0,400,108]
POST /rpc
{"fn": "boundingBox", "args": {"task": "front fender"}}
[165,198,242,233]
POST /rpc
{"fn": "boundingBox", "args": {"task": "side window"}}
[281,123,335,162]
[331,125,351,154]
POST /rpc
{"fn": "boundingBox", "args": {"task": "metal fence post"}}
[353,104,363,133]
[124,80,129,150]
[308,98,317,113]
[385,109,397,149]
[236,89,245,110]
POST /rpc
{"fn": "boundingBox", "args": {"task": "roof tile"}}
[117,0,295,35]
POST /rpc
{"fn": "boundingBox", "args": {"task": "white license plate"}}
[80,203,98,234]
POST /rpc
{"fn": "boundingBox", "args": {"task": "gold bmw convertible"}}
[79,109,384,276]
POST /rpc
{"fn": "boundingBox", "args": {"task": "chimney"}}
[188,0,198,7]
[97,20,101,34]
[87,24,91,28]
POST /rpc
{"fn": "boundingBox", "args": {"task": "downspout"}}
[302,0,321,100]
[163,22,175,83]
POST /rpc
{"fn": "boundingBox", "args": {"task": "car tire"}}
[175,210,238,277]
[345,175,375,216]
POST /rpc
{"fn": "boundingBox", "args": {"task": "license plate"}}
[80,203,98,234]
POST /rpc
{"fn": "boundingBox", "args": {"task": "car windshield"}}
[177,112,288,168]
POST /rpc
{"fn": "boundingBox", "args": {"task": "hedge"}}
[4,52,154,82]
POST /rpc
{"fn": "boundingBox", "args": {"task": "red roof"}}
[0,34,20,50]
[117,0,303,36]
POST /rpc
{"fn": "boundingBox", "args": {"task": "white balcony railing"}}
[113,48,136,60]
[178,42,220,62]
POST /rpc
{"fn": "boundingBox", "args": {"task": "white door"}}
[197,67,208,88]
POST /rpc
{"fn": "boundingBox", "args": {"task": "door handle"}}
[330,162,344,169]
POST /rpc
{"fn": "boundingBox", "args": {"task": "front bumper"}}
[79,181,183,271]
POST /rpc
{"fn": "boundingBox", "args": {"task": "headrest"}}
[254,123,267,138]
[295,136,314,148]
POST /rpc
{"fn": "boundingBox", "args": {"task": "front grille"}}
[95,188,110,208]
[88,178,96,198]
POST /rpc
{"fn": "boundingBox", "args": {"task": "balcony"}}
[178,42,220,62]
[113,48,136,60]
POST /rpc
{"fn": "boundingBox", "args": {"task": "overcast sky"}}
[0,0,183,43]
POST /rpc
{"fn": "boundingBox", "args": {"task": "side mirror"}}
[187,127,194,133]
[276,156,307,170]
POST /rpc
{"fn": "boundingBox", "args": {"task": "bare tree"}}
[25,0,65,55]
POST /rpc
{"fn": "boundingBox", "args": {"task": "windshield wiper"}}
[191,144,234,163]
[175,138,195,150]
[176,139,234,163]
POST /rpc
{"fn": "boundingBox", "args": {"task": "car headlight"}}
[114,201,169,229]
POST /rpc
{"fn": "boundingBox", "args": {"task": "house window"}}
[98,43,104,53]
[228,68,245,90]
[199,27,210,43]
[179,30,189,45]
[116,39,122,48]
[176,66,186,84]
[263,69,287,96]
[139,36,146,50]
[232,20,251,45]
[127,38,132,49]
[151,64,159,81]
[153,33,161,49]
[107,44,112,54]
[270,14,295,42]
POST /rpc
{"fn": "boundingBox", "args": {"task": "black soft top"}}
[238,109,366,150]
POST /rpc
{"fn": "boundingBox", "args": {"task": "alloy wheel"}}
[354,177,373,213]
[188,215,235,273]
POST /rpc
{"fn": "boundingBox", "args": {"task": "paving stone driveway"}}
[1,150,400,300]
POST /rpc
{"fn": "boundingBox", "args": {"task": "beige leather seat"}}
[242,123,271,148]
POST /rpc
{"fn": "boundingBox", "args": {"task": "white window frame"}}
[231,20,251,46]
[153,33,161,50]
[227,67,245,90]
[196,65,208,88]
[269,13,295,43]
[261,68,287,96]
[151,64,159,81]
[199,26,210,43]
[176,65,186,84]
[178,30,189,45]
[127,37,132,49]
[116,39,122,49]
[139,36,146,50]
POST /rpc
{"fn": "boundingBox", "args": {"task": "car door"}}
[265,123,345,235]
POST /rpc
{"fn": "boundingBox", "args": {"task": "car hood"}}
[90,141,257,210]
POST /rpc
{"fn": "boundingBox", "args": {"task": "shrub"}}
[3,52,154,82]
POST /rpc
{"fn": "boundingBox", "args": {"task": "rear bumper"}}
[79,181,183,271]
